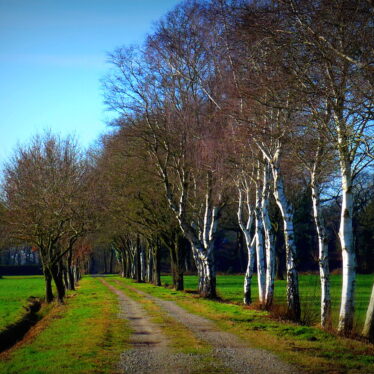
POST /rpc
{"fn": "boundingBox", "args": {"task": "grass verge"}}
[161,274,373,329]
[0,276,130,374]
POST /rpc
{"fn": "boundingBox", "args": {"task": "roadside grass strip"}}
[0,277,130,374]
[0,276,47,333]
[162,274,373,330]
[116,276,374,374]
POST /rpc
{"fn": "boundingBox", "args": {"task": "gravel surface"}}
[100,278,226,374]
[121,282,302,374]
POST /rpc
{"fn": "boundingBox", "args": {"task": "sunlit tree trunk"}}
[256,142,300,320]
[243,236,256,305]
[195,190,218,297]
[192,243,216,298]
[270,147,301,321]
[237,186,256,305]
[311,158,331,328]
[362,283,374,341]
[338,156,356,334]
[262,163,275,309]
[254,165,266,306]
[174,174,218,298]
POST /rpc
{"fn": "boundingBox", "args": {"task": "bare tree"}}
[3,133,90,302]
[103,3,232,297]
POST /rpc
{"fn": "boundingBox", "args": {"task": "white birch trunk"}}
[311,168,331,328]
[191,242,216,298]
[243,236,256,305]
[271,149,301,321]
[362,283,374,340]
[262,163,275,309]
[160,165,218,298]
[255,166,266,306]
[180,190,218,298]
[338,158,356,334]
[237,187,255,305]
[256,142,300,320]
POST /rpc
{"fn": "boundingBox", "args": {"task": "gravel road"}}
[99,278,227,374]
[118,281,301,374]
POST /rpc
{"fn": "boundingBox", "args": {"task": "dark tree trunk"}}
[67,248,75,290]
[152,240,161,286]
[170,233,187,291]
[51,262,65,303]
[125,251,131,278]
[68,268,75,290]
[136,237,142,283]
[44,267,54,303]
[63,266,69,290]
[175,271,184,291]
[103,251,108,274]
[109,249,114,274]
[237,230,245,273]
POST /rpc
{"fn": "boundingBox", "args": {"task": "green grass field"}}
[0,276,130,374]
[161,274,374,329]
[0,276,47,332]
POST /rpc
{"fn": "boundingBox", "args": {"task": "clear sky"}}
[0,0,181,166]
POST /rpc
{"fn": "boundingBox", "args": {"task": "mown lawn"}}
[0,276,47,332]
[162,274,374,329]
[123,276,374,374]
[0,276,130,374]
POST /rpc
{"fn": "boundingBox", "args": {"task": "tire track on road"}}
[100,278,228,374]
[117,280,301,374]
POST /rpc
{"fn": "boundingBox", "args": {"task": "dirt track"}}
[102,278,301,374]
[100,278,226,374]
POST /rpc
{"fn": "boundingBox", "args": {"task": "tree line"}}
[0,0,373,340]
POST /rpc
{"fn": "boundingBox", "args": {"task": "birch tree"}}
[261,162,276,309]
[237,175,256,305]
[236,47,302,319]
[280,0,374,334]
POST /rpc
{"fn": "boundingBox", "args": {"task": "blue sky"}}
[0,0,181,165]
